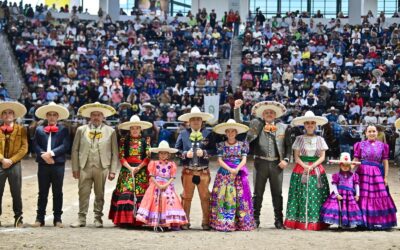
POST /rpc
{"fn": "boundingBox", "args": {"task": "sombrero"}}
[251,101,287,119]
[213,119,249,135]
[329,152,361,166]
[178,106,214,122]
[0,101,27,118]
[328,106,339,112]
[150,140,178,154]
[119,102,132,109]
[78,102,116,118]
[118,115,152,130]
[142,102,155,109]
[395,118,400,129]
[35,102,70,120]
[292,111,328,126]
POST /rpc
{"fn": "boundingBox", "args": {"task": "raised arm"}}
[233,99,250,126]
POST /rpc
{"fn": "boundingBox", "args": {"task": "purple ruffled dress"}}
[353,140,397,229]
[320,171,364,227]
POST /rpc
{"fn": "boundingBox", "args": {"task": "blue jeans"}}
[36,163,65,223]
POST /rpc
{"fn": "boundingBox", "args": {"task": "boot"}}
[254,217,260,228]
[14,216,24,228]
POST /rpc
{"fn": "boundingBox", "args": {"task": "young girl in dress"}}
[320,152,364,228]
[136,141,188,230]
[209,119,255,232]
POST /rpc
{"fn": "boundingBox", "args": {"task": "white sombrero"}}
[251,101,287,119]
[0,101,27,118]
[78,102,116,118]
[150,140,178,154]
[213,119,249,135]
[292,111,328,126]
[118,115,152,130]
[35,102,70,120]
[142,102,155,109]
[328,106,339,112]
[178,106,214,122]
[329,152,361,166]
[395,118,400,129]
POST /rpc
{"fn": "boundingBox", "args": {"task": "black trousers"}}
[0,162,22,220]
[36,163,65,223]
[252,158,284,222]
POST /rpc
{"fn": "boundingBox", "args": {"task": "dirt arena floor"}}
[1,158,400,250]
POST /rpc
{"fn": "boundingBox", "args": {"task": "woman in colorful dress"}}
[136,141,188,230]
[353,124,397,230]
[284,111,330,230]
[109,115,152,227]
[209,119,256,232]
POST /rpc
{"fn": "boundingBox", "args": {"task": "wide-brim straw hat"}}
[35,102,69,120]
[118,115,152,130]
[292,111,328,126]
[328,106,339,112]
[395,118,400,129]
[251,101,287,119]
[142,102,155,109]
[119,102,132,109]
[0,101,27,118]
[178,106,214,122]
[78,102,116,118]
[150,140,178,154]
[329,152,361,166]
[213,119,249,135]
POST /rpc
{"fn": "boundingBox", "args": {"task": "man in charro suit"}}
[175,106,215,230]
[70,102,120,228]
[0,102,28,228]
[234,99,291,229]
[32,102,70,228]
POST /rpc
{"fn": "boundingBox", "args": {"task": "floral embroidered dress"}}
[209,141,256,232]
[284,135,330,230]
[109,136,150,226]
[353,140,397,229]
[136,160,188,227]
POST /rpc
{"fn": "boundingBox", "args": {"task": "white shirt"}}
[47,131,55,156]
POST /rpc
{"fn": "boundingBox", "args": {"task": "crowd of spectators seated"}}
[0,2,234,128]
[3,1,400,159]
[238,10,400,129]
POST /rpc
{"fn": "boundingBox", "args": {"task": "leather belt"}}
[254,156,279,161]
[184,165,209,171]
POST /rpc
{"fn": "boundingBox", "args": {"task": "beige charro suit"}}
[71,123,119,222]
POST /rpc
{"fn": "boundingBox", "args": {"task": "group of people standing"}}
[0,99,397,231]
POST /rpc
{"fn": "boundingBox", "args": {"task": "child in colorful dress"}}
[209,119,256,232]
[320,153,364,228]
[136,141,188,230]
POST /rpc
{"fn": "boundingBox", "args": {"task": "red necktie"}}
[1,125,13,134]
[44,125,59,133]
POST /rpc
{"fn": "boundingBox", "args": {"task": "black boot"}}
[253,196,262,228]
[254,217,260,228]
[274,219,286,230]
[14,216,24,228]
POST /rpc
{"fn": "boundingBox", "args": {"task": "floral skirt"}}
[209,166,256,232]
[108,165,149,226]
